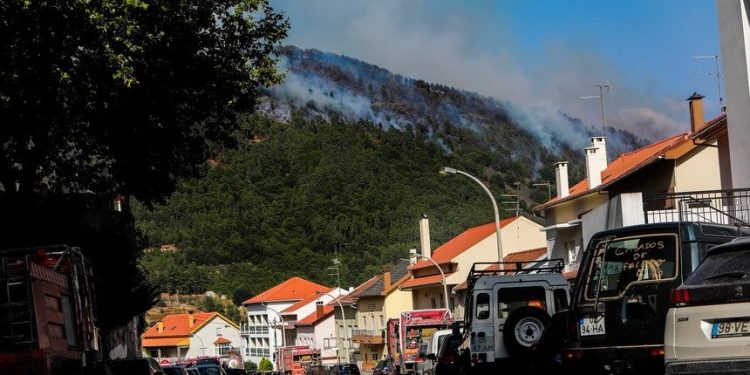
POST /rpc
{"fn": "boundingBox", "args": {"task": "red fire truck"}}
[0,245,99,375]
[398,309,453,374]
[277,345,321,375]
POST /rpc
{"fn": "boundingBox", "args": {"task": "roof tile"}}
[243,277,330,305]
[142,312,215,339]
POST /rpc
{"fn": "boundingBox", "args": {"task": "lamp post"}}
[193,334,206,357]
[442,167,503,261]
[317,290,351,364]
[415,253,451,315]
[263,303,286,373]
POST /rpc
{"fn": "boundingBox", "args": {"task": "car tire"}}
[503,306,550,357]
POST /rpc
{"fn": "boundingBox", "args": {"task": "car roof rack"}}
[465,259,564,291]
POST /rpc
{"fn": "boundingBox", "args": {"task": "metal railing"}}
[240,325,269,335]
[643,188,750,226]
[245,347,271,357]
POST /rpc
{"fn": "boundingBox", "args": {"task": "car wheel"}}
[503,306,550,357]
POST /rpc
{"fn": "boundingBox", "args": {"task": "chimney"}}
[419,214,431,259]
[316,301,324,317]
[687,92,705,133]
[409,248,417,265]
[554,161,569,198]
[188,311,195,328]
[383,271,392,290]
[157,321,164,333]
[585,137,607,189]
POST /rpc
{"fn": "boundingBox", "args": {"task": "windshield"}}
[686,248,750,285]
[584,233,677,300]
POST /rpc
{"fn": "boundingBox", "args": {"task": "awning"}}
[540,219,582,232]
[399,273,454,290]
[142,337,190,347]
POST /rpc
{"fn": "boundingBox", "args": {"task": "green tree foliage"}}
[0,0,288,346]
[245,361,258,371]
[258,358,273,371]
[135,114,524,295]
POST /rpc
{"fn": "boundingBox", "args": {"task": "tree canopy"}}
[0,0,288,202]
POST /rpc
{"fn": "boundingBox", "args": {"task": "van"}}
[563,222,749,375]
[418,329,452,375]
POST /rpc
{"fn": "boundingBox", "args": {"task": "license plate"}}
[472,335,494,352]
[712,320,750,338]
[579,316,606,336]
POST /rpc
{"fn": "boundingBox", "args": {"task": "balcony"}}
[240,325,270,336]
[351,329,384,345]
[644,188,750,225]
[244,347,271,357]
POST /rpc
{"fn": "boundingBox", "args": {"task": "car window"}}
[553,289,568,310]
[163,368,185,375]
[497,287,546,319]
[475,292,490,319]
[584,234,677,300]
[685,248,750,285]
[197,367,223,375]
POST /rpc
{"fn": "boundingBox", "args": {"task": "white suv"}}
[665,236,750,374]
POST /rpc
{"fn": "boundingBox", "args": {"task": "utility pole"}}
[581,81,610,138]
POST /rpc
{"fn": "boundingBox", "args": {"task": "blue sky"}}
[270,0,722,140]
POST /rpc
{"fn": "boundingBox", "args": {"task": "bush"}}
[245,360,258,371]
[258,357,273,371]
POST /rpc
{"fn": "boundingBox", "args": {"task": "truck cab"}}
[462,260,569,373]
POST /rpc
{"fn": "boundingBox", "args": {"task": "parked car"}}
[103,358,163,375]
[162,366,190,375]
[372,358,395,375]
[329,363,360,375]
[419,329,453,375]
[563,222,749,375]
[433,332,465,375]
[665,236,750,374]
[194,363,229,375]
[187,368,201,375]
[226,369,249,375]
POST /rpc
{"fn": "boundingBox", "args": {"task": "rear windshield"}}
[497,286,546,318]
[584,233,678,300]
[163,368,185,375]
[685,248,750,285]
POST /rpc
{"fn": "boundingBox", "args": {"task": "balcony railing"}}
[351,329,384,337]
[244,347,271,357]
[644,188,750,226]
[240,325,270,335]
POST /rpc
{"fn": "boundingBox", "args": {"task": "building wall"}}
[447,236,499,285]
[333,306,358,364]
[411,286,447,311]
[244,301,294,368]
[500,216,546,256]
[383,287,413,320]
[718,0,750,189]
[674,144,722,193]
[314,315,338,364]
[356,296,386,332]
[286,288,348,325]
[187,316,241,358]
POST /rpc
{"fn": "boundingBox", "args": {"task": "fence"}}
[643,188,750,226]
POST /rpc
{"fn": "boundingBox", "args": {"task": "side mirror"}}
[426,353,436,361]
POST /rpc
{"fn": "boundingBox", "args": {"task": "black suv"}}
[562,222,749,375]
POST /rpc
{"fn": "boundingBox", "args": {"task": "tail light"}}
[649,347,665,357]
[564,350,582,360]
[439,353,456,364]
[670,288,691,306]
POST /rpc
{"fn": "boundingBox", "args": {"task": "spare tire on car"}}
[503,306,550,357]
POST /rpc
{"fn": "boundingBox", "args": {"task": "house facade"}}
[535,95,729,278]
[241,277,330,369]
[142,312,241,360]
[400,215,546,320]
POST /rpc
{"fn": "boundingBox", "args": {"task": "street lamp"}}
[317,290,351,364]
[441,167,503,260]
[409,252,451,316]
[262,303,286,373]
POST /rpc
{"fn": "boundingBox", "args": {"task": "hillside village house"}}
[142,312,241,360]
[279,286,349,364]
[534,94,734,279]
[350,260,413,370]
[241,277,330,369]
[333,275,379,366]
[400,215,546,319]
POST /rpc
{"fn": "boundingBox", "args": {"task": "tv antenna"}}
[581,81,611,138]
[693,55,723,111]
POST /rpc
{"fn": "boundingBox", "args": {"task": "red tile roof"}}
[536,133,691,211]
[296,306,334,326]
[399,273,454,289]
[213,337,232,345]
[281,287,336,314]
[243,277,330,305]
[410,218,518,271]
[142,312,215,340]
[502,247,547,263]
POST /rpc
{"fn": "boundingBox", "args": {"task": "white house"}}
[142,311,241,360]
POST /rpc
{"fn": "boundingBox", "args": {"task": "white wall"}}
[286,288,348,323]
[186,316,241,358]
[244,301,294,369]
[718,0,750,189]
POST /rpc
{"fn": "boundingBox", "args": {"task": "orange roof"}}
[334,275,381,306]
[282,287,335,314]
[142,337,191,347]
[296,306,334,326]
[243,277,330,304]
[502,247,547,263]
[399,273,454,289]
[536,133,691,211]
[410,218,517,270]
[142,312,216,339]
[213,337,232,345]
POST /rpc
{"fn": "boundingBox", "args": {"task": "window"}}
[554,289,569,311]
[379,315,384,329]
[431,298,437,309]
[216,327,222,336]
[475,293,490,320]
[497,287,546,319]
[217,343,230,355]
[584,234,678,300]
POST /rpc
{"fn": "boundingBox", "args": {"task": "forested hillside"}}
[136,47,650,304]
